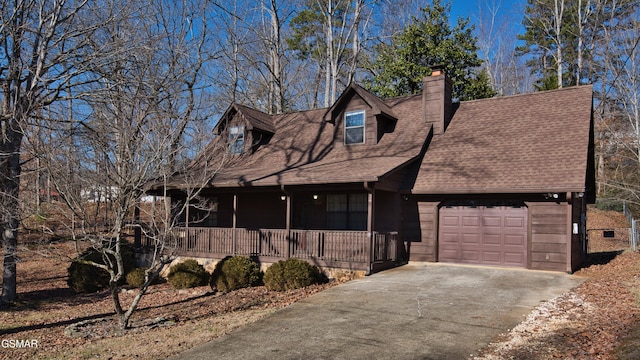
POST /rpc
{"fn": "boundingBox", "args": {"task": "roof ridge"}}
[460,84,593,105]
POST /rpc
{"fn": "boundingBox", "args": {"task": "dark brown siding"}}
[237,193,286,229]
[570,194,587,272]
[529,202,569,271]
[216,194,234,228]
[375,190,399,232]
[406,201,438,262]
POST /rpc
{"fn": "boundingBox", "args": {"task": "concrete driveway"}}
[171,263,584,360]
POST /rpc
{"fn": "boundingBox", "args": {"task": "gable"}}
[324,84,398,146]
[214,104,275,154]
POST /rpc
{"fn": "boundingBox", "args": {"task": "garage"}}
[438,205,528,267]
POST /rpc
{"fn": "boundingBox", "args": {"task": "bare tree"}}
[597,5,640,203]
[288,0,371,108]
[30,0,221,328]
[0,0,126,307]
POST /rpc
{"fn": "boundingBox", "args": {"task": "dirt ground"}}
[1,207,639,359]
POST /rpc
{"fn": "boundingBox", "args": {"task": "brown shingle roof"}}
[195,92,429,188]
[412,85,593,194]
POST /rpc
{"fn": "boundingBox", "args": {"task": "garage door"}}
[438,205,528,267]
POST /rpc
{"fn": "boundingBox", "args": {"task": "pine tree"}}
[364,0,495,101]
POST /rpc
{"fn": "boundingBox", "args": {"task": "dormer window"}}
[345,110,365,145]
[229,125,245,154]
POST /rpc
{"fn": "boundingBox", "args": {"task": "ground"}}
[0,207,639,359]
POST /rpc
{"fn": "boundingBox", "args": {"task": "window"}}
[229,125,245,154]
[326,193,367,230]
[344,110,365,144]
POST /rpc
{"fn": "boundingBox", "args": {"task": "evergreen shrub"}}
[67,241,136,293]
[263,258,325,291]
[167,259,208,289]
[210,256,262,293]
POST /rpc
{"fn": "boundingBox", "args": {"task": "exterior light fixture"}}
[313,194,319,200]
[280,195,286,201]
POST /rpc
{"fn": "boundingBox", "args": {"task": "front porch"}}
[143,227,400,273]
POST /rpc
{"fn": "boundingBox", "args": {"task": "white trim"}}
[344,110,365,145]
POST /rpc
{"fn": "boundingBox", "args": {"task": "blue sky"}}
[450,0,526,34]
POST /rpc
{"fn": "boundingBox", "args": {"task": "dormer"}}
[216,103,275,154]
[323,83,397,146]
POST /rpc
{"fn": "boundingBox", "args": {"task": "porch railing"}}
[145,227,398,270]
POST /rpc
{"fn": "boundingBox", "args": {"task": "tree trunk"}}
[1,124,23,307]
[111,282,126,327]
[554,0,564,88]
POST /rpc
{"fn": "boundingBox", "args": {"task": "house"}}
[148,68,595,274]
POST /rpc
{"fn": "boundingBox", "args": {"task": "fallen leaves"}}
[475,251,640,360]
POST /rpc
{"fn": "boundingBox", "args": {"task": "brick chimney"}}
[423,65,453,135]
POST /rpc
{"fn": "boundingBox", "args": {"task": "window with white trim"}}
[344,110,365,145]
[229,125,245,154]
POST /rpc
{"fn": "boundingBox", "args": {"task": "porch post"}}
[185,196,189,231]
[286,194,291,258]
[366,183,375,273]
[232,193,238,255]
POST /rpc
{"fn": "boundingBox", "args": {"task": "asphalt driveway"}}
[171,263,584,360]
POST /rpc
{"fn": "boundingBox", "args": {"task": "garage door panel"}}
[441,215,460,227]
[505,234,526,246]
[461,233,481,245]
[439,205,528,268]
[483,216,502,228]
[481,251,501,264]
[440,232,460,244]
[461,250,481,262]
[504,252,526,266]
[439,248,460,262]
[462,216,480,227]
[505,216,525,228]
[482,234,501,245]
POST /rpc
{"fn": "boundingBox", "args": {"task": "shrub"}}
[263,260,287,291]
[126,268,146,288]
[125,267,162,288]
[167,259,208,289]
[264,258,325,292]
[210,256,262,293]
[67,240,136,293]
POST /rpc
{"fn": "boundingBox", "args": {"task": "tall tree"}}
[365,0,495,100]
[475,0,532,95]
[516,0,634,91]
[210,0,298,114]
[518,0,568,90]
[0,0,122,307]
[288,0,370,108]
[595,1,640,203]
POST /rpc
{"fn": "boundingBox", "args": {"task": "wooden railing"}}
[144,227,398,270]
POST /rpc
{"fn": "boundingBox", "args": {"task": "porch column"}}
[367,190,375,234]
[366,183,375,273]
[185,196,189,231]
[232,193,238,255]
[286,193,291,258]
